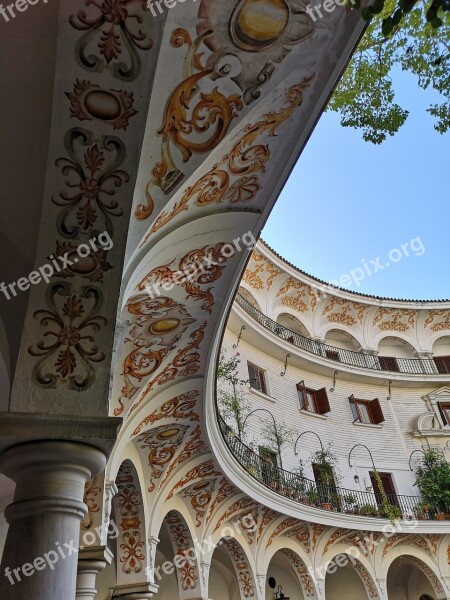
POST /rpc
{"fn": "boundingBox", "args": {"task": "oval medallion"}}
[231,0,290,52]
[84,90,122,121]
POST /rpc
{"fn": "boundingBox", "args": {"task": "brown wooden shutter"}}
[438,403,449,425]
[315,387,331,415]
[369,398,384,424]
[248,362,257,388]
[297,381,306,410]
[379,356,399,372]
[434,356,450,374]
[348,395,359,421]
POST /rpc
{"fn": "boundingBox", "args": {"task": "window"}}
[378,356,399,372]
[369,472,399,507]
[349,395,384,424]
[259,447,279,487]
[297,381,331,415]
[259,446,278,468]
[438,403,450,425]
[248,362,267,394]
[434,356,450,374]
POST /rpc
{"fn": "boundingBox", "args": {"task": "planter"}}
[321,502,332,511]
[436,513,445,520]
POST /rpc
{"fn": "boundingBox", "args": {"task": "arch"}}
[210,536,258,599]
[386,554,446,600]
[156,509,203,600]
[376,335,417,358]
[275,312,311,338]
[324,551,380,599]
[238,287,262,312]
[257,536,316,598]
[112,459,150,589]
[323,328,362,351]
[432,335,450,357]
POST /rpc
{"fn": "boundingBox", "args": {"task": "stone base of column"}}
[112,582,159,599]
[76,546,113,600]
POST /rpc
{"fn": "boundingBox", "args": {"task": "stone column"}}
[0,413,121,600]
[76,547,113,600]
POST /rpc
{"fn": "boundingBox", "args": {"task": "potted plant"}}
[306,488,318,506]
[359,504,378,517]
[344,494,357,514]
[311,446,342,511]
[291,462,308,501]
[415,501,430,520]
[414,449,450,520]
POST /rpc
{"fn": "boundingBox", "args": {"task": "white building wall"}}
[220,331,440,498]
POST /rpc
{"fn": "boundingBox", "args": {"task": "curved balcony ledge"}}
[215,415,450,532]
[234,294,450,384]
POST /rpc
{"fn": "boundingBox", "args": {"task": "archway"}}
[265,549,309,599]
[209,537,257,600]
[387,555,445,600]
[325,553,379,600]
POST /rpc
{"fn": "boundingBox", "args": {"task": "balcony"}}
[235,294,440,375]
[219,416,440,521]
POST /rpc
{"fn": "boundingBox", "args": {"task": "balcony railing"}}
[235,294,440,375]
[219,416,438,520]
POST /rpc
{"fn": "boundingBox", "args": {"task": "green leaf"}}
[392,8,403,23]
[382,16,395,34]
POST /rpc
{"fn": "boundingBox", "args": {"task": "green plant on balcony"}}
[372,468,401,525]
[359,504,379,517]
[306,488,318,506]
[312,446,342,509]
[414,449,450,518]
[344,494,357,513]
[217,352,250,437]
[291,462,308,500]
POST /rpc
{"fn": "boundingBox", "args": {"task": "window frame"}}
[297,381,331,415]
[349,394,385,425]
[438,402,450,425]
[247,361,268,395]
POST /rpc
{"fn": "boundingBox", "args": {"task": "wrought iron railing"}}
[235,294,441,375]
[219,416,438,520]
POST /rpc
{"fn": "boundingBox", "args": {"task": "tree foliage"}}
[217,352,250,437]
[328,1,450,143]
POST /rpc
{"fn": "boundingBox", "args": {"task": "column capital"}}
[112,582,159,599]
[0,412,122,457]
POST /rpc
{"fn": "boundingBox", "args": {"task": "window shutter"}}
[248,362,257,387]
[297,381,306,410]
[379,356,399,372]
[315,387,331,415]
[369,398,384,424]
[348,395,359,422]
[438,403,449,425]
[434,356,450,374]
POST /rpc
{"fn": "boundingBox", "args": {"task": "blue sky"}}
[262,67,450,300]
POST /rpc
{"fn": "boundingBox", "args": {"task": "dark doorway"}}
[370,472,399,507]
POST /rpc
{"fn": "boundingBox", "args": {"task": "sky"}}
[262,67,450,301]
